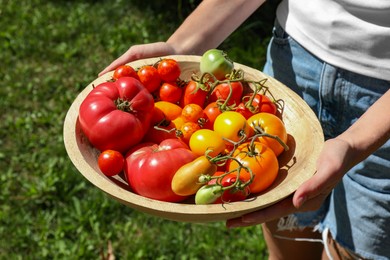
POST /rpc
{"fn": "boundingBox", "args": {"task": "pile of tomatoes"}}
[78,49,289,205]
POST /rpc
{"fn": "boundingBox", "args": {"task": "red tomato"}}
[78,77,154,153]
[124,139,196,202]
[203,102,222,129]
[236,94,277,119]
[157,58,181,82]
[180,80,209,108]
[159,82,182,103]
[98,150,125,176]
[210,81,243,106]
[113,65,138,80]
[219,173,250,203]
[137,65,161,93]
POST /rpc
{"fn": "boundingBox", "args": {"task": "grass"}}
[0,0,277,258]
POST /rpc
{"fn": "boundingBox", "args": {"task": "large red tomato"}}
[78,77,154,153]
[124,139,196,202]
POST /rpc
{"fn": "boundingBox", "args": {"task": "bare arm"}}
[99,0,266,75]
[227,89,390,227]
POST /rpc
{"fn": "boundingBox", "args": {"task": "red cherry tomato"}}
[157,58,181,82]
[137,65,161,93]
[159,82,183,103]
[210,81,244,106]
[203,102,222,129]
[180,80,209,108]
[236,94,277,119]
[113,65,138,80]
[98,150,125,176]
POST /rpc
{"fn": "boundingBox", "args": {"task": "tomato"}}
[97,150,125,176]
[219,173,250,203]
[177,121,200,144]
[228,142,279,193]
[195,185,223,205]
[181,103,206,124]
[157,58,181,82]
[142,122,177,144]
[210,81,244,106]
[154,101,182,121]
[113,64,138,80]
[189,129,226,157]
[171,155,217,196]
[236,94,277,118]
[200,49,234,80]
[159,82,182,104]
[247,113,288,156]
[137,65,161,93]
[125,139,196,202]
[213,111,252,144]
[180,80,209,108]
[203,102,222,129]
[79,77,154,153]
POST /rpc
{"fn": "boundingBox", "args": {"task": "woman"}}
[99,1,390,259]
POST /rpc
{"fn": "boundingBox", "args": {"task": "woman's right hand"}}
[98,42,178,76]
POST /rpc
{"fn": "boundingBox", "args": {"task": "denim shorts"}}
[263,20,390,260]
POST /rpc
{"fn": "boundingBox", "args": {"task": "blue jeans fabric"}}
[263,20,390,260]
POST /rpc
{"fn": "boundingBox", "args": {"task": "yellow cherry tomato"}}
[213,111,252,144]
[189,129,226,157]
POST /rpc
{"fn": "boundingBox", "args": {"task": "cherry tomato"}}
[247,113,288,156]
[195,185,223,205]
[236,94,277,119]
[181,103,206,124]
[219,173,250,203]
[180,80,209,108]
[157,58,181,82]
[178,121,201,144]
[159,82,183,103]
[137,65,161,93]
[113,65,138,80]
[203,102,222,129]
[213,111,252,144]
[200,49,234,80]
[189,129,226,157]
[210,81,244,106]
[98,150,125,176]
[228,142,279,193]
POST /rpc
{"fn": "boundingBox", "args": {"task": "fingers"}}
[98,42,178,77]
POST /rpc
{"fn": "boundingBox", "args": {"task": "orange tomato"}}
[181,103,206,124]
[247,112,288,156]
[178,121,201,144]
[154,101,182,121]
[228,142,279,193]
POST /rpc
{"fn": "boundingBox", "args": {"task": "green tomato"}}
[195,184,223,205]
[200,49,234,80]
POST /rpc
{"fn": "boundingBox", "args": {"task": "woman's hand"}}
[226,137,354,228]
[98,42,177,76]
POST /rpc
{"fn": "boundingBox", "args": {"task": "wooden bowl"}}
[63,55,324,223]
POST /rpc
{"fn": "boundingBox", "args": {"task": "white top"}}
[276,0,390,81]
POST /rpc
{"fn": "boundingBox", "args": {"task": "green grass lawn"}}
[0,0,277,258]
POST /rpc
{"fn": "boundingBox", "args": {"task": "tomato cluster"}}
[79,50,289,204]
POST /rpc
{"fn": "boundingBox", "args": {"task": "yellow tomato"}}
[189,129,226,157]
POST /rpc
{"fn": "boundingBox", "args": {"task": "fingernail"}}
[296,195,307,208]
